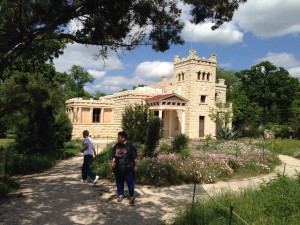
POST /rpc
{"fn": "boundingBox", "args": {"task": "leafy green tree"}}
[216,67,238,101]
[62,65,95,99]
[231,83,262,132]
[0,66,72,152]
[0,0,247,74]
[122,103,162,157]
[133,84,146,90]
[122,103,149,143]
[236,61,300,127]
[93,91,107,99]
[144,115,163,157]
[209,101,233,132]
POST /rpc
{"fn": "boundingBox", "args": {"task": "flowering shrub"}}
[136,139,279,185]
[94,139,280,186]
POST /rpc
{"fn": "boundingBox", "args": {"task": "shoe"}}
[93,175,99,184]
[82,179,88,183]
[117,195,123,202]
[129,197,135,205]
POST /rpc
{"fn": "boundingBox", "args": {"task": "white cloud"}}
[288,67,300,78]
[218,63,232,69]
[87,69,106,79]
[53,43,124,72]
[256,52,300,78]
[234,0,300,38]
[134,61,173,82]
[182,21,244,46]
[257,52,300,68]
[179,3,243,45]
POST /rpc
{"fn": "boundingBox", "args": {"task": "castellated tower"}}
[151,50,227,138]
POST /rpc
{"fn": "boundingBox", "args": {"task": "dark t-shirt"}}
[112,141,138,175]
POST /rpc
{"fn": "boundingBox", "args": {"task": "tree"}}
[236,61,300,127]
[93,91,107,99]
[0,0,247,74]
[122,103,162,157]
[133,84,146,90]
[216,67,238,101]
[144,115,163,157]
[62,65,95,99]
[0,65,72,152]
[122,103,149,143]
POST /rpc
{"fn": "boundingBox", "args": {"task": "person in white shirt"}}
[81,130,99,184]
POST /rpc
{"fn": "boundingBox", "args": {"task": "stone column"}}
[169,110,173,137]
[159,109,163,119]
[101,108,104,123]
[78,107,82,123]
[181,110,185,133]
[90,108,93,123]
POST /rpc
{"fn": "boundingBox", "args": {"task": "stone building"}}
[66,50,228,139]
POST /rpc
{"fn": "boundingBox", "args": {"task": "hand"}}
[111,162,115,169]
[134,165,138,173]
[94,156,99,160]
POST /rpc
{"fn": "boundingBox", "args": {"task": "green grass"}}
[263,139,300,158]
[173,175,300,225]
[0,177,20,198]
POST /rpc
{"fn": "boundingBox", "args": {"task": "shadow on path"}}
[0,154,299,225]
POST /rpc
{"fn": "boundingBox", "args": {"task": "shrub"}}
[144,115,163,157]
[217,127,238,139]
[171,133,190,153]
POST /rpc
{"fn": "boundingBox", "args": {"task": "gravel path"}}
[0,154,299,225]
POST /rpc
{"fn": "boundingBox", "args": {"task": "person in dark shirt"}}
[111,131,138,205]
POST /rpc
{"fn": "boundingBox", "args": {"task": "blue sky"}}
[53,0,300,94]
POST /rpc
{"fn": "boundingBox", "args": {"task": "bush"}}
[217,127,239,139]
[144,115,163,157]
[171,133,190,153]
[0,177,20,197]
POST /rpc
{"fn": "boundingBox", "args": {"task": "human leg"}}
[84,155,96,180]
[115,173,125,197]
[125,171,135,197]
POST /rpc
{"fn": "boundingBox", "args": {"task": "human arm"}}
[133,157,138,173]
[81,142,88,153]
[93,145,98,160]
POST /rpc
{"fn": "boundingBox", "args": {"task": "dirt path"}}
[0,154,299,225]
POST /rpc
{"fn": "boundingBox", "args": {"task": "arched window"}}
[197,71,201,80]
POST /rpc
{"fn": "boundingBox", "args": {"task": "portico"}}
[145,93,188,137]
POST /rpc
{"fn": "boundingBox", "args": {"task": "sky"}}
[53,0,300,94]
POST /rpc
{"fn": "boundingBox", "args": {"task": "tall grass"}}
[173,175,300,225]
[263,139,300,158]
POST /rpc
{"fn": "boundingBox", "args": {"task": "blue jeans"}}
[115,171,135,197]
[82,155,96,180]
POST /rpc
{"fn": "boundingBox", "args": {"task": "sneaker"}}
[82,179,88,183]
[93,175,99,184]
[117,195,123,202]
[129,197,135,205]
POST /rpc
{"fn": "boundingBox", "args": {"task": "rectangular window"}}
[92,108,101,123]
[199,116,205,137]
[200,95,206,103]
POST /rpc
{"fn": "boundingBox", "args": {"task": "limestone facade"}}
[66,50,228,139]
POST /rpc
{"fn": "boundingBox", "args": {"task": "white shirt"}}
[83,137,94,156]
